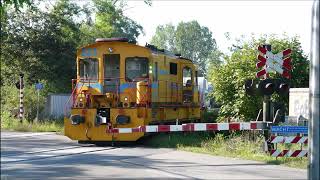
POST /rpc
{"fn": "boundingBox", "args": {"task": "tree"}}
[0,0,31,13]
[1,0,83,92]
[80,0,144,45]
[150,24,176,52]
[1,0,149,121]
[208,34,309,122]
[151,21,219,76]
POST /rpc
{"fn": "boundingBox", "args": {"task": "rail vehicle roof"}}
[77,37,193,63]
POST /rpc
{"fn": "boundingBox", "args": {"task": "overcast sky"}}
[124,1,314,55]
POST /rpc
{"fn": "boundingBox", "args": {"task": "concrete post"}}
[308,0,319,179]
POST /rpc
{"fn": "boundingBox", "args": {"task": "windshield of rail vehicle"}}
[79,58,98,81]
[125,57,149,81]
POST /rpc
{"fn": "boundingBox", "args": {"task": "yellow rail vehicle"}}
[64,38,201,142]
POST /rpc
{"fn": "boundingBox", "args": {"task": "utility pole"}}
[308,0,319,179]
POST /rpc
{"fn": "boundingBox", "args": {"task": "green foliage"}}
[1,0,146,122]
[1,0,145,92]
[1,111,64,133]
[151,24,176,52]
[79,0,144,45]
[208,34,309,121]
[0,0,31,14]
[1,1,82,92]
[1,83,46,121]
[151,21,220,76]
[202,109,218,123]
[141,132,213,148]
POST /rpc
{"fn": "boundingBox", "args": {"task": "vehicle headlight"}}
[116,115,130,125]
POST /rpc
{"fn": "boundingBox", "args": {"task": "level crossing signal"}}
[244,78,289,96]
[256,46,292,79]
[244,79,256,96]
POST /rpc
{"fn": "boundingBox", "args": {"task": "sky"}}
[124,1,314,55]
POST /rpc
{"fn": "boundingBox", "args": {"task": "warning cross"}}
[256,46,292,79]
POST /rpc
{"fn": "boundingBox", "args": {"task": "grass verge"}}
[1,112,64,134]
[141,132,307,169]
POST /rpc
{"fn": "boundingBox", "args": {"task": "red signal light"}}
[276,83,289,95]
[258,79,275,96]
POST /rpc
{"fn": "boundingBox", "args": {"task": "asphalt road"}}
[1,131,307,179]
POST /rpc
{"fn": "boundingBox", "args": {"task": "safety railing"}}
[64,78,203,116]
[64,77,152,113]
[153,80,200,105]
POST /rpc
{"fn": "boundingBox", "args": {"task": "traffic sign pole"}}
[36,89,40,122]
[35,82,43,122]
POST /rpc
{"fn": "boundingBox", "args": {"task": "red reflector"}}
[250,123,257,129]
[282,49,292,57]
[229,123,240,130]
[158,125,170,132]
[256,61,266,68]
[183,124,194,131]
[258,46,267,54]
[206,124,218,131]
[257,55,267,62]
[256,69,267,78]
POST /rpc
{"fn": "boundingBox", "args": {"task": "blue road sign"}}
[35,83,43,90]
[271,126,308,134]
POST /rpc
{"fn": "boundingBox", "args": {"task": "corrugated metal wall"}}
[45,94,70,119]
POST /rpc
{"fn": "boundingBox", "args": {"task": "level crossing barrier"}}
[268,125,308,157]
[106,122,271,134]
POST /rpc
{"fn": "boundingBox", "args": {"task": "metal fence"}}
[44,94,70,119]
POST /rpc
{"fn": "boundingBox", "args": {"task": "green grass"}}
[142,132,308,169]
[1,112,64,134]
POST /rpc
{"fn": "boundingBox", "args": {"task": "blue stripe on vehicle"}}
[119,83,137,92]
[77,83,103,92]
[81,48,97,57]
[151,82,158,89]
[120,82,160,93]
[159,70,168,75]
[93,48,97,56]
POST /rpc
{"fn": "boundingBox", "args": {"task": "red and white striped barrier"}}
[269,136,308,144]
[270,150,308,157]
[107,122,270,134]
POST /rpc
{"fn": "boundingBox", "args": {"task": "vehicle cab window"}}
[125,57,149,82]
[183,67,192,87]
[79,58,99,81]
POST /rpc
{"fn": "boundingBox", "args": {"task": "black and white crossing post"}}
[19,74,24,123]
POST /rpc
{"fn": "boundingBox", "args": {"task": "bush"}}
[202,109,219,123]
[1,111,64,133]
[1,84,46,121]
